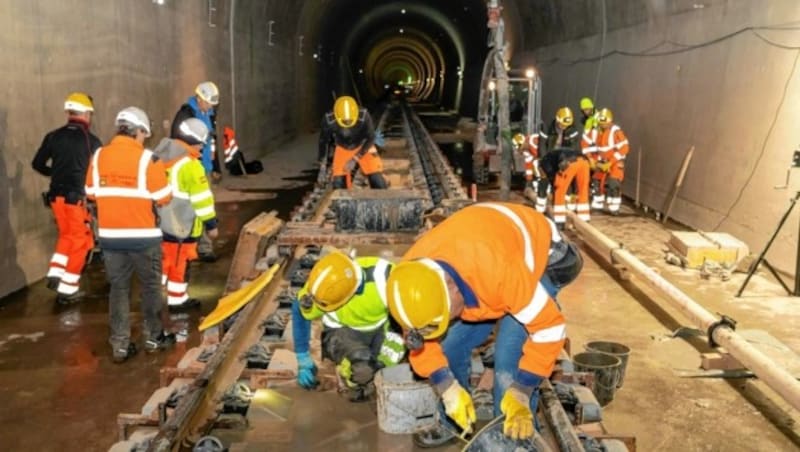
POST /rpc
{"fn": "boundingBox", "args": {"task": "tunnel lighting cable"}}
[592,0,607,103]
[711,48,800,232]
[538,24,800,67]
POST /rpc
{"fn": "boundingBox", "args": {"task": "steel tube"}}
[567,211,800,412]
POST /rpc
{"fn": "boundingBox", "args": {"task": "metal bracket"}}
[207,0,217,28]
[268,20,275,46]
[707,314,737,348]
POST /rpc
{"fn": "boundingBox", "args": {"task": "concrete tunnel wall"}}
[0,0,312,297]
[519,0,800,276]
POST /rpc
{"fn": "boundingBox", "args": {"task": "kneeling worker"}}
[386,202,582,447]
[318,96,388,189]
[292,249,404,401]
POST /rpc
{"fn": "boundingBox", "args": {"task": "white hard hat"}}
[115,106,151,137]
[195,81,220,105]
[177,118,209,145]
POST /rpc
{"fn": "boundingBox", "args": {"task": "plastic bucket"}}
[374,363,438,434]
[585,341,631,388]
[572,352,622,406]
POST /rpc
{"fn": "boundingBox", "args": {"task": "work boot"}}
[112,343,138,364]
[46,277,60,291]
[144,331,176,353]
[167,298,202,313]
[56,290,85,306]
[413,423,456,449]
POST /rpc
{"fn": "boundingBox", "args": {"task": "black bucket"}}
[572,352,622,406]
[585,341,631,388]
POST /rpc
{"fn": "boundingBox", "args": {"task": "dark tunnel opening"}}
[313,0,489,116]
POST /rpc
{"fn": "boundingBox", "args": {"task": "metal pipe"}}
[567,211,800,412]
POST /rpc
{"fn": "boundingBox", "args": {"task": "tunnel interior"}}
[308,0,490,115]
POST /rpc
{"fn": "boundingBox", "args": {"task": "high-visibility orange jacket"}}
[85,135,172,250]
[403,202,565,379]
[581,124,629,164]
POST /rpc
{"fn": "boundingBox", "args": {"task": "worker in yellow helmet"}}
[579,97,598,132]
[32,92,102,305]
[386,203,582,447]
[581,108,630,214]
[292,249,404,401]
[318,96,388,189]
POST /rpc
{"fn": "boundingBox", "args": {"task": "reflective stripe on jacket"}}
[161,139,216,238]
[299,256,392,332]
[403,202,565,379]
[85,135,171,250]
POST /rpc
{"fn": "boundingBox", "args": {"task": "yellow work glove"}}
[336,358,357,388]
[441,381,476,434]
[598,161,612,172]
[500,386,534,440]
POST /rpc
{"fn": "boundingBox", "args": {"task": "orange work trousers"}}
[553,159,591,225]
[161,241,198,306]
[47,197,94,296]
[332,145,383,188]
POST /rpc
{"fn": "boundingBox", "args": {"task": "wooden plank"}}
[225,211,283,293]
[701,352,744,371]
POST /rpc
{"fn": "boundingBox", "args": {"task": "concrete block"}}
[140,378,193,417]
[109,441,138,452]
[331,189,426,232]
[667,231,748,268]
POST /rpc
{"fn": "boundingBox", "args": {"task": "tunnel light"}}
[488,80,496,91]
[312,53,319,60]
[525,68,536,79]
[359,68,364,74]
[152,0,165,4]
[401,8,406,14]
[399,28,404,34]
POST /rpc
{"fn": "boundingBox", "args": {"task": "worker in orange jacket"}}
[32,93,102,304]
[86,107,175,363]
[318,96,387,189]
[512,131,548,213]
[581,108,629,214]
[386,203,583,447]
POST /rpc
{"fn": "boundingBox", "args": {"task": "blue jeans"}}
[436,273,559,431]
[440,316,536,423]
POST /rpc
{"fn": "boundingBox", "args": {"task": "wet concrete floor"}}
[0,174,315,451]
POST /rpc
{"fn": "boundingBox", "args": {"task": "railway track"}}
[110,104,632,452]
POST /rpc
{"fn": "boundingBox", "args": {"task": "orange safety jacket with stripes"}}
[85,135,172,250]
[403,202,566,382]
[581,124,630,164]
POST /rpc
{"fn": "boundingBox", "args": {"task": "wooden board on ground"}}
[225,211,283,293]
[667,231,749,269]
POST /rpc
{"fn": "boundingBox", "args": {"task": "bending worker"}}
[386,202,582,448]
[153,118,219,311]
[536,107,591,226]
[318,96,388,189]
[292,249,404,402]
[32,92,102,304]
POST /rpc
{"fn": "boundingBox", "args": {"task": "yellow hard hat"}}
[64,92,94,113]
[596,108,613,126]
[512,133,525,148]
[556,107,574,128]
[386,259,451,340]
[579,97,594,110]
[305,250,362,312]
[333,96,359,128]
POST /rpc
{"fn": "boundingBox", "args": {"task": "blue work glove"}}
[375,129,386,147]
[296,351,319,389]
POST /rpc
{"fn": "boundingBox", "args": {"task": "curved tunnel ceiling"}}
[313,0,490,111]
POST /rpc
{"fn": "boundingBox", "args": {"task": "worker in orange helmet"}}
[32,92,102,305]
[386,202,583,448]
[318,96,387,189]
[581,108,629,214]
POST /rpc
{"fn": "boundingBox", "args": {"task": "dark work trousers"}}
[322,326,385,385]
[103,245,164,351]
